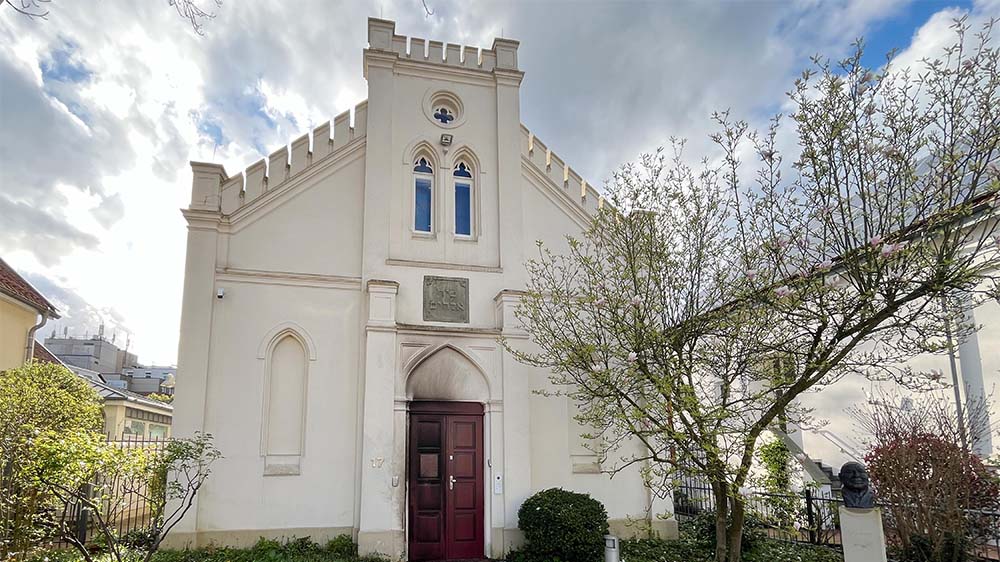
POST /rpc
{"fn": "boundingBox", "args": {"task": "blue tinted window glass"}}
[455,182,471,236]
[454,162,472,178]
[415,178,432,232]
[414,158,433,174]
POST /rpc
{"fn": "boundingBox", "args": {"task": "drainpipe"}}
[24,312,48,363]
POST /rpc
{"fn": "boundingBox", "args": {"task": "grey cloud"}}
[91,192,125,229]
[26,272,132,344]
[0,197,99,266]
[0,52,134,262]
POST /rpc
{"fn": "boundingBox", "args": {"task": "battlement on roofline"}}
[188,114,605,220]
[520,124,604,215]
[189,100,368,216]
[366,17,520,73]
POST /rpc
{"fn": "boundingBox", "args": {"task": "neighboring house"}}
[114,365,177,395]
[88,380,173,439]
[0,257,59,371]
[33,341,173,439]
[801,208,1000,469]
[45,333,138,374]
[171,18,671,559]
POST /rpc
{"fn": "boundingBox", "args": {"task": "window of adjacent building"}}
[453,161,473,236]
[149,424,168,439]
[124,419,145,436]
[414,157,434,233]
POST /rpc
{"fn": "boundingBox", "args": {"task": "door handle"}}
[449,475,456,490]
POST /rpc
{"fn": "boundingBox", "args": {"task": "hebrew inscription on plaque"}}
[423,276,469,323]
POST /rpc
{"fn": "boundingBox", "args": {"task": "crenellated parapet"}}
[195,100,369,217]
[520,124,604,216]
[366,17,519,73]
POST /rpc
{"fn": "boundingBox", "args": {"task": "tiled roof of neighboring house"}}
[90,377,174,414]
[0,257,59,317]
[32,341,62,364]
[30,341,172,414]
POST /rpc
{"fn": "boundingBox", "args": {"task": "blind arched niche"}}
[258,324,316,476]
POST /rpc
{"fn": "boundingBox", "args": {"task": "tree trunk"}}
[725,495,747,562]
[712,481,730,562]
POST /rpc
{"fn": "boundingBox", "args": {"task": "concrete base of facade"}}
[492,527,525,557]
[651,518,681,540]
[357,529,405,560]
[161,526,355,550]
[606,517,680,540]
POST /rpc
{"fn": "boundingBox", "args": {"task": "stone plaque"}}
[423,276,469,323]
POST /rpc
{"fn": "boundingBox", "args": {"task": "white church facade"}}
[171,18,675,560]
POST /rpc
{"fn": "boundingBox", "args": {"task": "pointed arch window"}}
[413,157,434,233]
[453,161,473,236]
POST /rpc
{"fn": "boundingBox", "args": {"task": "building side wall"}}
[197,281,363,535]
[0,296,36,370]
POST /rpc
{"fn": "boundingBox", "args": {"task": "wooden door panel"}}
[409,415,445,561]
[408,403,483,561]
[452,512,477,541]
[445,414,483,559]
[452,451,475,478]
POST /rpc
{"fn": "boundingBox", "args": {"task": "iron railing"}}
[673,481,1000,560]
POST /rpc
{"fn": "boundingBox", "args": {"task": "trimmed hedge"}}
[515,487,609,562]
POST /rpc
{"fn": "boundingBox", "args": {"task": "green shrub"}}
[899,533,970,562]
[517,488,609,562]
[621,537,711,562]
[679,511,766,552]
[325,535,357,558]
[1,361,104,559]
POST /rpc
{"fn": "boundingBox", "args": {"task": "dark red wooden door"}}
[408,402,484,561]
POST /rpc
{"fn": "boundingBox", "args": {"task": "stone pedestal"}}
[839,506,888,562]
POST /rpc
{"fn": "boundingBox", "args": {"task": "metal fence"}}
[673,482,845,546]
[1,434,168,556]
[673,481,1000,560]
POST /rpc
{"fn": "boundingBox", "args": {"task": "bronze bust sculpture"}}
[839,461,876,509]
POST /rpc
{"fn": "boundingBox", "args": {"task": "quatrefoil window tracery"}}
[433,107,455,124]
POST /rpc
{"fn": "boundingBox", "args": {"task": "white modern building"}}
[170,18,674,560]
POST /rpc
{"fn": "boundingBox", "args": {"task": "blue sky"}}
[0,0,997,366]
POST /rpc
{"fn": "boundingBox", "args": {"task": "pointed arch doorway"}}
[404,344,489,561]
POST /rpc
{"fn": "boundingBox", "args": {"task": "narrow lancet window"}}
[454,162,472,236]
[414,157,434,233]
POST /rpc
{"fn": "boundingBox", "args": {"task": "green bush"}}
[621,537,842,562]
[621,537,710,562]
[1,361,104,559]
[517,488,609,562]
[899,533,970,562]
[679,511,766,552]
[325,535,357,558]
[30,535,386,562]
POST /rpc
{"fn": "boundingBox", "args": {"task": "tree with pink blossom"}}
[507,19,1000,562]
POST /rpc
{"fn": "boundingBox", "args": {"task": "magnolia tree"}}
[507,20,1000,562]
